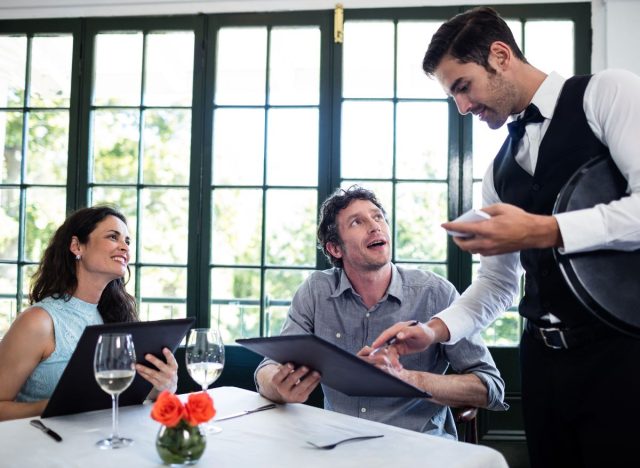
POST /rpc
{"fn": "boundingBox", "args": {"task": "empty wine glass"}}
[185,328,225,434]
[93,333,136,449]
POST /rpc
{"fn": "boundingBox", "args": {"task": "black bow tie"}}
[507,103,544,155]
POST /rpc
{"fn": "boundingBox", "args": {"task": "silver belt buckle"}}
[540,327,568,349]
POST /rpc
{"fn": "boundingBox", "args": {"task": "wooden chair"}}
[455,407,479,444]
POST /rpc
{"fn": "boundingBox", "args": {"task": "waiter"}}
[372,6,640,468]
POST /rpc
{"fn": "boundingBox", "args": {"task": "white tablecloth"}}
[0,386,508,468]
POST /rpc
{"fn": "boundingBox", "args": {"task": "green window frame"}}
[0,4,592,350]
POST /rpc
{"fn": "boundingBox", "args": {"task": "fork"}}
[306,434,384,449]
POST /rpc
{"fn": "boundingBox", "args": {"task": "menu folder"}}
[42,317,195,418]
[237,334,432,398]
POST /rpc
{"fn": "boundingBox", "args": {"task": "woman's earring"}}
[75,254,81,261]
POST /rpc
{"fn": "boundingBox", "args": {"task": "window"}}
[87,28,195,322]
[0,4,590,347]
[0,28,74,335]
[210,24,322,341]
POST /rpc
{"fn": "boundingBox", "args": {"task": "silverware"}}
[306,434,384,450]
[30,419,63,442]
[215,403,277,421]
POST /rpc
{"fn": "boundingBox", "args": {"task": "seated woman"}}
[0,206,178,421]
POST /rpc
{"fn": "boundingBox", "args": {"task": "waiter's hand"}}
[442,203,563,256]
[370,319,448,356]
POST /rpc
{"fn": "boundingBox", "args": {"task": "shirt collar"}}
[330,264,403,304]
[528,71,566,120]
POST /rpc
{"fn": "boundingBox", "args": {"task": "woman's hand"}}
[136,347,178,395]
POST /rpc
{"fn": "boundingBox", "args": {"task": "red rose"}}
[184,391,216,426]
[151,390,185,428]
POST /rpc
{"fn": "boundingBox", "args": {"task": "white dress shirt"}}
[436,69,640,343]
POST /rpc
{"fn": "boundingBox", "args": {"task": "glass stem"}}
[112,393,119,440]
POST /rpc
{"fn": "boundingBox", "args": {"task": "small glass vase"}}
[156,420,206,466]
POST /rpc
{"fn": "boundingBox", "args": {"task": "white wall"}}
[0,0,639,76]
[595,0,640,74]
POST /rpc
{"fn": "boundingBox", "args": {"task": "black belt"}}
[525,319,613,350]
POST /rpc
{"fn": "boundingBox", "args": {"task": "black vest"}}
[493,75,609,327]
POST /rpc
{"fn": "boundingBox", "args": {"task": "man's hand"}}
[441,203,563,256]
[357,345,402,372]
[370,319,449,356]
[259,363,321,404]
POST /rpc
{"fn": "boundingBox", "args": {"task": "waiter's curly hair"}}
[317,185,387,268]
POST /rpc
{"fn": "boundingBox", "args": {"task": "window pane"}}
[140,188,188,263]
[139,302,186,321]
[92,109,139,183]
[264,269,311,336]
[212,108,264,185]
[0,35,26,107]
[26,110,68,184]
[30,35,72,108]
[472,120,508,180]
[525,21,574,77]
[269,27,320,105]
[93,33,143,106]
[215,27,267,105]
[0,188,19,261]
[211,267,261,341]
[1,111,23,184]
[343,21,394,98]
[395,183,447,262]
[396,101,448,180]
[265,189,316,266]
[143,109,191,185]
[266,108,318,186]
[144,32,194,107]
[24,187,66,262]
[0,298,18,339]
[472,181,483,210]
[0,264,17,294]
[211,188,263,265]
[506,20,523,50]
[481,310,521,346]
[397,21,443,99]
[341,101,393,178]
[139,266,187,299]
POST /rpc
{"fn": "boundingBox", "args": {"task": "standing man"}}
[373,6,640,467]
[255,186,507,439]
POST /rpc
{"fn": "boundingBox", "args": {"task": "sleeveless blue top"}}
[16,295,103,402]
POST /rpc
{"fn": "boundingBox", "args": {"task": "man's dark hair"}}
[423,6,527,77]
[317,185,387,268]
[30,205,138,323]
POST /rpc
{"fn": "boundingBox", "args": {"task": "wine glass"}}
[93,333,136,449]
[185,328,225,434]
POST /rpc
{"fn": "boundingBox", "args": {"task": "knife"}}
[30,419,63,442]
[215,403,277,422]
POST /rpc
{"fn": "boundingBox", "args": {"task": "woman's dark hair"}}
[317,185,387,268]
[30,205,138,323]
[423,6,527,77]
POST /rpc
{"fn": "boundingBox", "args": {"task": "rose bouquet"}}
[151,391,216,465]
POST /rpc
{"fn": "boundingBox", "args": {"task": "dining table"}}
[0,386,509,467]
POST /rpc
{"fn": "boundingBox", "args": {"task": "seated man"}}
[255,186,508,439]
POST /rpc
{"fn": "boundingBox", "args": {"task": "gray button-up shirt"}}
[255,264,508,439]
